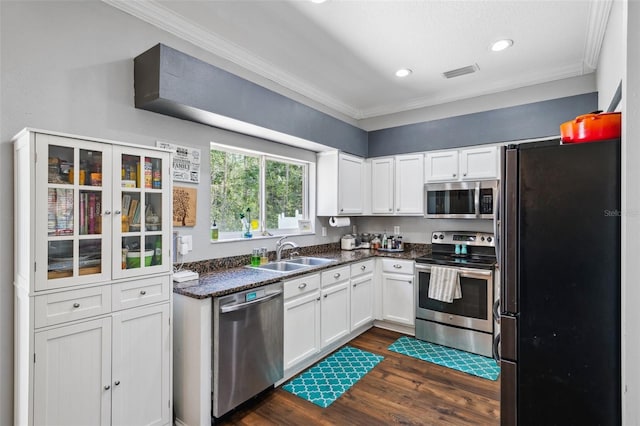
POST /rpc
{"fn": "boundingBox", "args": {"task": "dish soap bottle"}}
[211,220,219,241]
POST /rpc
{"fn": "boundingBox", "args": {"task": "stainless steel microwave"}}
[424,180,499,219]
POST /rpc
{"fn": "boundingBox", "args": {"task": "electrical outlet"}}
[182,235,193,251]
[393,226,400,235]
[322,226,327,237]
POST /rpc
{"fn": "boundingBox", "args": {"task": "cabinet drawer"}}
[350,259,374,278]
[381,258,414,274]
[112,275,171,311]
[321,266,350,287]
[34,286,111,328]
[284,273,320,300]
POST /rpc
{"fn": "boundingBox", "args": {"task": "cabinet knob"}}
[104,385,111,390]
[114,381,120,386]
[298,283,307,289]
[408,280,412,284]
[139,290,146,295]
[463,173,467,176]
[361,265,366,271]
[333,273,341,279]
[103,210,111,215]
[73,303,80,308]
[340,208,344,212]
[316,297,321,301]
[114,210,121,215]
[453,174,457,177]
[353,283,357,288]
[389,208,392,212]
[397,208,400,211]
[324,294,328,298]
[393,264,402,269]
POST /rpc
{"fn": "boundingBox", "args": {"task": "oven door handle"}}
[416,264,492,279]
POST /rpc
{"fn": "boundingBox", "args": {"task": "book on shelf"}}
[128,199,140,224]
[122,194,131,218]
[88,193,96,234]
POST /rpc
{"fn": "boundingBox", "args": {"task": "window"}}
[210,143,311,240]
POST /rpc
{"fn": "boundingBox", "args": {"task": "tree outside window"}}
[210,144,309,240]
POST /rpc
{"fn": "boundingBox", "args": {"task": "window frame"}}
[210,142,314,242]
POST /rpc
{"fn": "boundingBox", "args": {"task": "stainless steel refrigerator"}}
[499,138,621,425]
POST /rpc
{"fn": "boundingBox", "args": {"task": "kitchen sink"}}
[248,256,335,273]
[251,261,310,273]
[286,257,335,266]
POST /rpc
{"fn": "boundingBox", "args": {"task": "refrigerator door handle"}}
[494,184,501,265]
[493,333,501,362]
[474,181,481,217]
[504,148,519,314]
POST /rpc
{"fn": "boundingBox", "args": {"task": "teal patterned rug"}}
[282,346,383,408]
[389,336,500,381]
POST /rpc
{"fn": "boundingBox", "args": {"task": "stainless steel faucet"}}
[275,236,299,261]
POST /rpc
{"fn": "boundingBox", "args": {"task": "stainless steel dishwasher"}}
[212,281,283,419]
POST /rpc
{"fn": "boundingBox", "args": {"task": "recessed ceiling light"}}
[490,39,513,52]
[395,68,412,78]
[310,0,327,3]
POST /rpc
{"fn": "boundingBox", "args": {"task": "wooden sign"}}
[173,186,197,227]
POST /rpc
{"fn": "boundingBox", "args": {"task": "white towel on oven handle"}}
[428,266,462,303]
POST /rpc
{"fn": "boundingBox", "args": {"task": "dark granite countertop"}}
[173,246,429,299]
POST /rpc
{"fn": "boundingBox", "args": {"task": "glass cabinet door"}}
[113,147,171,278]
[37,135,112,290]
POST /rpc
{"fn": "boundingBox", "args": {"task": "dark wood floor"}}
[218,327,500,425]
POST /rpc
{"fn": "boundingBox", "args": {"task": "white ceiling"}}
[105,0,612,122]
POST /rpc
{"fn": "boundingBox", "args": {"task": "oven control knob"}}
[433,234,438,240]
[439,234,444,239]
[487,237,492,243]
[481,236,485,241]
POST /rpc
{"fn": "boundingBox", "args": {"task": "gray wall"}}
[368,92,598,157]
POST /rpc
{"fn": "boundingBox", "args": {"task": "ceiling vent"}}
[442,64,480,79]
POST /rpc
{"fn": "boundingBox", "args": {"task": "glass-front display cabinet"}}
[113,146,171,280]
[33,133,171,290]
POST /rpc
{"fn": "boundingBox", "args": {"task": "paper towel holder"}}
[329,216,351,227]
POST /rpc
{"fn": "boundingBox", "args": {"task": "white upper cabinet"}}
[370,158,394,214]
[425,146,499,182]
[459,146,499,180]
[394,154,424,215]
[370,154,423,216]
[424,150,459,182]
[317,151,364,216]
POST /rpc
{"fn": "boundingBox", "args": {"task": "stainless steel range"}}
[415,231,498,357]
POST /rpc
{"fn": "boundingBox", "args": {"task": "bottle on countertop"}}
[382,231,388,249]
[211,220,219,241]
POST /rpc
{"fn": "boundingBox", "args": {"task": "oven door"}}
[415,264,493,333]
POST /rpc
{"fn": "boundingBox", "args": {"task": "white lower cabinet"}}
[321,281,350,347]
[381,259,415,326]
[350,260,374,330]
[284,290,321,369]
[34,317,112,426]
[33,302,171,426]
[112,303,171,426]
[283,274,321,369]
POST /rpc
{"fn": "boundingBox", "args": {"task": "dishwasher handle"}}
[219,290,283,314]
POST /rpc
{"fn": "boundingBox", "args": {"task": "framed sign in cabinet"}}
[13,129,173,426]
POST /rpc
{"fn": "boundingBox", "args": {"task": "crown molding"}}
[104,0,607,123]
[102,0,361,119]
[357,62,590,120]
[583,0,614,71]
